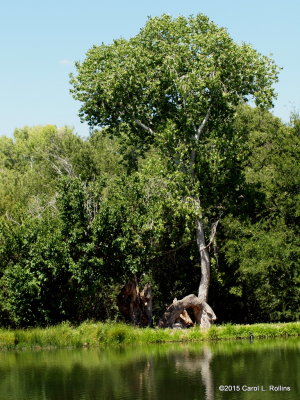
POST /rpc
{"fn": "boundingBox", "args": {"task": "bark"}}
[196,217,210,302]
[178,309,194,328]
[159,109,219,329]
[158,294,216,328]
[159,215,217,329]
[190,108,216,328]
[134,119,155,135]
[140,283,152,326]
[187,195,217,328]
[195,214,217,328]
[190,108,211,168]
[117,278,152,327]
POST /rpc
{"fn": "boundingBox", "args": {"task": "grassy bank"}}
[0,321,299,350]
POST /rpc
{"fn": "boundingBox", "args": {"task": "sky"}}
[0,0,299,139]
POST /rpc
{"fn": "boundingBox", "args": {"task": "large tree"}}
[70,14,279,327]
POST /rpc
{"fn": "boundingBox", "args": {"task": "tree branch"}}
[199,215,222,252]
[157,240,196,256]
[195,107,211,142]
[190,107,211,170]
[134,120,155,135]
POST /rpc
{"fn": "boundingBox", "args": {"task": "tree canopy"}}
[71,15,278,135]
[70,14,280,327]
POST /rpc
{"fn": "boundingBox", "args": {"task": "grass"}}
[0,321,299,350]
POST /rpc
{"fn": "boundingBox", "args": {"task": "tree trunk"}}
[140,283,152,326]
[196,217,210,302]
[191,111,216,327]
[195,216,216,328]
[158,213,217,329]
[159,110,217,329]
[117,278,152,327]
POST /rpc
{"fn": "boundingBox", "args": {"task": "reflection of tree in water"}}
[174,346,214,400]
[116,346,214,400]
[0,346,213,400]
[200,347,214,400]
[0,341,298,400]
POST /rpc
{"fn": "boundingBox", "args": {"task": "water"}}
[0,338,299,400]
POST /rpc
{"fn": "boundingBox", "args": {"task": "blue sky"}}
[1,0,299,138]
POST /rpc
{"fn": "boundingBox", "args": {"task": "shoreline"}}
[0,321,299,350]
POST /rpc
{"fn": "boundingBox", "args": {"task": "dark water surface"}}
[0,338,299,400]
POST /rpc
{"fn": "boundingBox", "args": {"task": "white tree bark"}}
[158,294,216,328]
[159,108,218,329]
[196,217,210,302]
[192,109,216,328]
[195,213,217,328]
[190,108,211,168]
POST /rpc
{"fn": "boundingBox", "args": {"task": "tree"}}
[70,14,279,327]
[0,126,118,327]
[221,106,300,322]
[0,125,99,222]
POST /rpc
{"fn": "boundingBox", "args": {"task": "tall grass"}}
[0,321,299,350]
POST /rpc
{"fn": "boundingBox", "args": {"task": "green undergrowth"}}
[0,321,299,350]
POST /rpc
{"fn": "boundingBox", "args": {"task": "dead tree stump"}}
[158,294,216,328]
[117,278,152,327]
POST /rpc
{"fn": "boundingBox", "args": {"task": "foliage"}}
[219,107,300,322]
[0,14,298,328]
[70,14,279,224]
[71,14,278,135]
[2,108,298,327]
[69,13,280,322]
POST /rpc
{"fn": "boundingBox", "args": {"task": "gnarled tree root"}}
[158,294,216,329]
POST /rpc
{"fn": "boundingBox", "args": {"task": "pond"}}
[0,338,299,400]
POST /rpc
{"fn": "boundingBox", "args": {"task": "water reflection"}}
[174,346,214,400]
[0,338,299,400]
